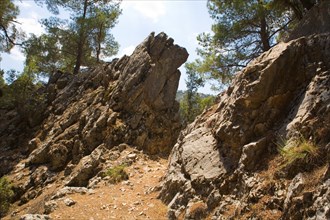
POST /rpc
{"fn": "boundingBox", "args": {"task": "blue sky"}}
[0,0,216,94]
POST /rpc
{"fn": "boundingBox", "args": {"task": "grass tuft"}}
[103,164,129,184]
[277,134,319,167]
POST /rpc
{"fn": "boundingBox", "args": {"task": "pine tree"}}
[25,0,121,75]
[0,0,22,59]
[192,0,295,89]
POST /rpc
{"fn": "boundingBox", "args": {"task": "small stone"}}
[20,214,51,220]
[122,180,131,186]
[127,153,137,161]
[100,204,109,210]
[44,200,58,214]
[63,198,76,206]
[118,143,128,152]
[277,190,284,196]
[103,176,110,181]
[133,201,141,206]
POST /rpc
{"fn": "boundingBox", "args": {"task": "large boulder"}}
[160,31,330,219]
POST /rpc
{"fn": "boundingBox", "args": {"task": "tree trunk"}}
[187,91,193,122]
[73,0,88,74]
[260,15,271,52]
[96,22,104,63]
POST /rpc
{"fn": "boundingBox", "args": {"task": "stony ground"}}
[5,147,169,220]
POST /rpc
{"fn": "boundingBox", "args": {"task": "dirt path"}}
[49,151,168,220]
[5,147,169,220]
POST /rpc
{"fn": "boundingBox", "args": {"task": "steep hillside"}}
[0,32,188,219]
[159,3,330,219]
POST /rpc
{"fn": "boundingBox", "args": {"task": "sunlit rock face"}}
[160,7,330,218]
[0,32,188,202]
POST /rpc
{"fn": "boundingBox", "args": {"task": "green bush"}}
[0,70,46,127]
[104,164,129,184]
[0,176,14,217]
[277,134,319,167]
[179,93,215,125]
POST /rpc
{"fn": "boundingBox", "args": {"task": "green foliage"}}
[179,62,212,125]
[192,0,295,90]
[185,63,205,116]
[180,92,215,125]
[0,176,14,217]
[25,0,121,75]
[0,0,23,59]
[104,164,129,184]
[0,70,46,126]
[277,134,319,167]
[34,0,66,15]
[185,62,205,93]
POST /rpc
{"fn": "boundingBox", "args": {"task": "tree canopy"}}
[0,0,22,60]
[179,63,216,125]
[24,0,121,75]
[190,0,316,90]
[0,0,121,125]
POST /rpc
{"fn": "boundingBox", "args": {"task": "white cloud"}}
[16,2,32,8]
[8,46,25,62]
[119,45,136,57]
[17,12,44,37]
[122,0,166,23]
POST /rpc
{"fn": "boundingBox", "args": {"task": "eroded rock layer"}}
[0,32,188,201]
[160,33,330,219]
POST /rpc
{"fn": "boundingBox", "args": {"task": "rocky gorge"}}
[0,2,330,220]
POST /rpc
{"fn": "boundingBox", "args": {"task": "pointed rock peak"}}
[134,32,188,63]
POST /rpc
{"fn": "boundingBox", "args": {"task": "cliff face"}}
[160,19,330,220]
[0,32,188,205]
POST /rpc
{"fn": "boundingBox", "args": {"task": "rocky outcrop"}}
[287,0,330,41]
[160,32,330,219]
[29,31,186,164]
[0,32,188,206]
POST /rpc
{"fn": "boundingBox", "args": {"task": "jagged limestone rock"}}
[160,32,330,219]
[0,32,188,208]
[23,32,187,175]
